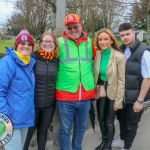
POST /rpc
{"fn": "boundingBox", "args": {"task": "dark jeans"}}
[116,108,126,140]
[96,97,116,147]
[24,105,56,150]
[123,104,143,149]
[57,100,91,150]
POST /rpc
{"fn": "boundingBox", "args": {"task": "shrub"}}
[142,39,147,43]
[0,53,5,58]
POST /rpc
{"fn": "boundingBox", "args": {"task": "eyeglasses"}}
[42,40,55,44]
[66,25,80,31]
[19,42,33,47]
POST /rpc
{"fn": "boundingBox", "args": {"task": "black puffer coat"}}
[120,38,150,103]
[32,51,59,108]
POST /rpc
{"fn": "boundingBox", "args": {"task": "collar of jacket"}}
[62,31,88,46]
[5,47,35,71]
[96,48,115,69]
[5,47,28,66]
[120,38,140,53]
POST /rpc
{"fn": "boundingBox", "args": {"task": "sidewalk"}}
[29,108,150,150]
[82,108,150,150]
[1,108,149,150]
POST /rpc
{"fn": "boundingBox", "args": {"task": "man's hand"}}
[133,101,144,112]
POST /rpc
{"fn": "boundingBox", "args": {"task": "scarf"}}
[14,51,30,65]
[37,49,56,61]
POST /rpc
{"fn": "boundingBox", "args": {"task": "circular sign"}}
[0,113,13,147]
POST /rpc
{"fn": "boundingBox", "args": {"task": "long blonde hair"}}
[34,32,59,57]
[95,28,122,52]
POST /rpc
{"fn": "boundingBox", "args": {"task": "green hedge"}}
[0,53,5,58]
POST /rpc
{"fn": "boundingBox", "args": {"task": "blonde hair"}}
[95,28,122,52]
[34,32,59,57]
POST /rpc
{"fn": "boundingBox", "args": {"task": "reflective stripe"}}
[85,40,88,58]
[80,58,92,62]
[80,40,92,62]
[61,58,92,63]
[61,58,78,63]
[61,38,91,62]
[64,38,70,60]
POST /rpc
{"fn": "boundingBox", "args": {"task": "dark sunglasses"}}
[66,25,80,31]
[19,42,33,46]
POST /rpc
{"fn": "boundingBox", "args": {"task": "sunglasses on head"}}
[66,25,80,31]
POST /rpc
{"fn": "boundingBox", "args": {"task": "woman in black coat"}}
[24,32,59,150]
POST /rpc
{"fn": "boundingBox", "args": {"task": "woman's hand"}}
[113,107,119,111]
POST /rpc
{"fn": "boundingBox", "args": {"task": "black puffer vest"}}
[121,39,150,103]
[32,51,59,108]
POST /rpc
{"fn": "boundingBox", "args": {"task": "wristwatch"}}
[137,99,144,104]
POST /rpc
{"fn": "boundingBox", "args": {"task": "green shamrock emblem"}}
[0,121,6,137]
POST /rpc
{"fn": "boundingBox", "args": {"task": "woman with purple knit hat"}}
[0,29,35,150]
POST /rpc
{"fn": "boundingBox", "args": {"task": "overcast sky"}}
[0,0,15,27]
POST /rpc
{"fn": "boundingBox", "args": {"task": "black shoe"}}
[95,141,105,150]
[95,145,101,150]
[95,137,106,150]
[102,144,112,150]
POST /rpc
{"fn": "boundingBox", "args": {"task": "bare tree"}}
[129,0,150,44]
[65,0,127,39]
[5,13,25,36]
[5,0,130,39]
[66,0,103,39]
[129,0,148,31]
[5,0,56,39]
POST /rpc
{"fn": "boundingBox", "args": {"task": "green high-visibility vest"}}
[56,37,94,93]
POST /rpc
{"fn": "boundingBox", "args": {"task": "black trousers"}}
[96,97,116,147]
[117,103,143,149]
[24,104,56,150]
[116,108,126,140]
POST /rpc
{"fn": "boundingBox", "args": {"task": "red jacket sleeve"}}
[92,42,96,60]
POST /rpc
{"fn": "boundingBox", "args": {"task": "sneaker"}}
[112,138,124,148]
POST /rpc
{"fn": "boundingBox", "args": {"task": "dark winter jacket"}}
[32,51,59,108]
[121,38,150,103]
[0,47,35,128]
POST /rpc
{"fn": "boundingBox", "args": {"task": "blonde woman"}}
[94,28,125,150]
[24,32,59,150]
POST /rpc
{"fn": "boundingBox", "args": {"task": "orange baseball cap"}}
[64,14,81,26]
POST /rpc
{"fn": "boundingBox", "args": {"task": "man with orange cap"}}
[56,14,96,150]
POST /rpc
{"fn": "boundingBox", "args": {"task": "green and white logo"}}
[0,122,6,137]
[0,113,13,147]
